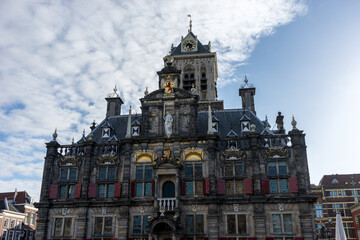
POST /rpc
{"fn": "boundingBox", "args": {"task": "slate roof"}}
[89,108,273,143]
[319,174,360,187]
[170,32,211,56]
[0,191,29,204]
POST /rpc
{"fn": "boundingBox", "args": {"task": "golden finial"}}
[187,14,192,32]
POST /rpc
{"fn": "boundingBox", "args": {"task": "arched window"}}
[162,181,175,198]
[183,65,195,91]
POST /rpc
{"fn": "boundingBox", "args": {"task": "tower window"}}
[183,65,195,91]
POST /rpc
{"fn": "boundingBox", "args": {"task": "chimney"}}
[105,86,124,117]
[239,75,256,114]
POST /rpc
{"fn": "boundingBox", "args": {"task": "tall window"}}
[94,217,113,238]
[184,164,203,195]
[225,161,244,195]
[31,213,36,225]
[54,218,73,237]
[25,212,31,224]
[272,214,293,234]
[226,214,247,235]
[133,215,149,236]
[183,65,195,91]
[135,165,153,197]
[315,205,323,218]
[268,161,288,193]
[98,166,116,198]
[185,215,204,235]
[59,168,77,199]
[3,218,9,228]
[1,230,7,240]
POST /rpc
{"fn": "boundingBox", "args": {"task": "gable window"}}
[133,215,149,236]
[241,121,250,132]
[185,214,204,235]
[226,214,247,235]
[225,162,244,195]
[212,122,218,132]
[102,127,110,138]
[132,126,140,136]
[134,165,153,197]
[98,166,116,198]
[94,217,113,238]
[184,163,203,195]
[54,218,73,237]
[272,213,293,234]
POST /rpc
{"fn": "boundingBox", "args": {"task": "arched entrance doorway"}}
[162,181,175,198]
[148,219,176,240]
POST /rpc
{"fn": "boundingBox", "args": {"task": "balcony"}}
[158,198,176,211]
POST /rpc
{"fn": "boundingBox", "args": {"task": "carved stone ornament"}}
[223,150,246,160]
[135,150,155,163]
[278,203,285,211]
[234,204,239,212]
[183,147,204,161]
[164,112,173,138]
[97,154,117,166]
[59,156,79,167]
[266,147,288,159]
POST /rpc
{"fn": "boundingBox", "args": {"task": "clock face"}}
[183,40,196,51]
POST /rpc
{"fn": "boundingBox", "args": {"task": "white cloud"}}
[0,0,307,198]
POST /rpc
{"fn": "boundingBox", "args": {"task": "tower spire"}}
[187,14,192,32]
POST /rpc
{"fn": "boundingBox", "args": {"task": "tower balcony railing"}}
[158,197,176,211]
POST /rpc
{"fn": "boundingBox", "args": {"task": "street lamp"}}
[327,219,333,240]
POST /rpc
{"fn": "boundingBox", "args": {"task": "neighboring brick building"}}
[312,174,360,240]
[35,25,316,240]
[0,190,37,240]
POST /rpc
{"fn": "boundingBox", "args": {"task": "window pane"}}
[133,216,141,235]
[143,216,149,234]
[235,163,243,176]
[136,166,143,180]
[98,184,106,198]
[54,218,63,237]
[69,169,77,182]
[279,179,289,193]
[283,214,293,234]
[136,183,143,196]
[107,167,115,181]
[238,215,246,234]
[63,218,72,236]
[103,217,112,236]
[196,215,204,234]
[235,180,244,194]
[278,161,287,175]
[60,186,67,199]
[145,182,152,196]
[225,163,233,176]
[186,215,194,234]
[195,181,203,195]
[269,179,278,193]
[268,162,277,176]
[99,167,107,181]
[68,185,75,198]
[185,165,193,178]
[94,217,103,236]
[186,181,193,195]
[226,181,234,195]
[108,184,115,197]
[144,166,152,179]
[272,214,282,234]
[227,215,236,234]
[60,169,68,182]
[195,164,202,178]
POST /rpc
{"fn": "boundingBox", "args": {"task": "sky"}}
[0,0,359,200]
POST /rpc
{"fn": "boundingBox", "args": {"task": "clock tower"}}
[168,20,223,110]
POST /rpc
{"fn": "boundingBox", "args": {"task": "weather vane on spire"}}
[187,14,192,32]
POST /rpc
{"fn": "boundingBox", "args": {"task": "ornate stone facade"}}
[35,29,316,240]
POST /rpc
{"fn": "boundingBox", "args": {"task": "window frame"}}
[132,215,150,236]
[267,159,289,194]
[3,218,9,228]
[97,162,117,198]
[271,213,293,235]
[225,213,248,236]
[134,164,153,197]
[184,163,203,196]
[93,216,114,238]
[53,217,73,237]
[184,214,205,236]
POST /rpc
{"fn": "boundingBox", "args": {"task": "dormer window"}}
[212,122,218,132]
[241,121,250,132]
[132,126,140,136]
[102,127,110,138]
[332,179,339,184]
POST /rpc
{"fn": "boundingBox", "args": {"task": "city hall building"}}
[35,25,316,240]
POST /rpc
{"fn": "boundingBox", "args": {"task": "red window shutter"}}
[181,181,186,196]
[203,179,210,195]
[266,238,274,240]
[244,178,253,194]
[74,184,81,198]
[114,182,122,197]
[220,238,228,240]
[203,238,208,240]
[261,178,270,194]
[88,183,97,198]
[49,184,58,199]
[131,181,135,197]
[247,238,257,240]
[217,179,225,195]
[152,180,155,196]
[289,177,299,193]
[295,237,304,240]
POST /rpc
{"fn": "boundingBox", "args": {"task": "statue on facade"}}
[164,112,173,137]
[276,112,284,130]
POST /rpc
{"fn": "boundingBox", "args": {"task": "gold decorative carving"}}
[223,150,246,160]
[183,147,204,161]
[135,149,155,163]
[97,154,117,165]
[59,156,78,167]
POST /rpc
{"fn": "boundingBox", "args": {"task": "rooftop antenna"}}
[187,14,192,32]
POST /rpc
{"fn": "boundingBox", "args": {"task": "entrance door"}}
[162,181,175,198]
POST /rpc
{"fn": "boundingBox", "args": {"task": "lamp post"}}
[327,218,333,240]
